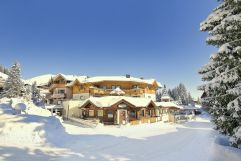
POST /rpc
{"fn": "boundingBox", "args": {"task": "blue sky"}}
[0,0,218,99]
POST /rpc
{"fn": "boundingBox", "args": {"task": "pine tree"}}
[177,96,182,105]
[1,62,25,98]
[168,89,174,99]
[31,81,42,104]
[167,83,192,104]
[199,0,241,148]
[3,68,9,75]
[24,85,32,101]
[162,85,168,96]
[177,83,188,105]
[172,87,179,101]
[0,65,4,73]
[187,92,193,105]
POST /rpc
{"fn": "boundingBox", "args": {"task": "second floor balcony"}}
[51,93,66,99]
[88,87,155,96]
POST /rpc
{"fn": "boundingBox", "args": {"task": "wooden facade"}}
[70,79,158,99]
[47,74,72,104]
[79,99,158,125]
[47,74,159,110]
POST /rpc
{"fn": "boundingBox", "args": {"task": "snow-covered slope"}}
[0,72,8,79]
[0,72,8,88]
[24,74,55,86]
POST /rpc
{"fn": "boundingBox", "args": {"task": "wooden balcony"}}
[89,87,149,96]
[49,83,66,90]
[51,93,66,99]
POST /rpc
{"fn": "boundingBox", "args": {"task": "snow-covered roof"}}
[24,74,55,86]
[161,95,171,100]
[45,105,64,109]
[155,102,179,108]
[79,96,154,108]
[66,79,81,87]
[0,72,8,80]
[53,73,87,82]
[144,79,162,87]
[182,105,200,110]
[110,87,125,95]
[81,76,162,87]
[24,74,162,90]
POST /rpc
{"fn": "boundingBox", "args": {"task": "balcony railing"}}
[49,84,66,90]
[51,93,66,98]
[88,87,154,96]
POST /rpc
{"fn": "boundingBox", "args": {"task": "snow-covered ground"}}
[0,72,8,80]
[0,100,241,161]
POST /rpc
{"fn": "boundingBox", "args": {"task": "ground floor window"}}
[57,100,62,105]
[141,110,145,117]
[97,110,103,117]
[130,111,136,118]
[89,110,94,117]
[107,111,113,118]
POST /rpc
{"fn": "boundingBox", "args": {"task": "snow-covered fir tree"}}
[156,88,162,102]
[169,87,179,101]
[199,0,241,148]
[187,92,194,105]
[176,83,188,105]
[167,83,192,105]
[31,81,42,104]
[1,62,25,98]
[162,85,168,96]
[176,96,183,105]
[24,85,32,101]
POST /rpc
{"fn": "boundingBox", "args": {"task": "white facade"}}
[73,93,90,100]
[63,100,84,119]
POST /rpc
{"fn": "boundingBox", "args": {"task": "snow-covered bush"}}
[13,103,27,114]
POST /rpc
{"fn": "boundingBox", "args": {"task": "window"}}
[97,110,103,117]
[89,110,94,117]
[107,111,113,118]
[111,85,121,89]
[58,89,65,94]
[102,86,107,90]
[130,111,136,118]
[57,100,62,105]
[141,110,145,116]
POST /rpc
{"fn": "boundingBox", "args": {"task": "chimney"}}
[126,74,130,78]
